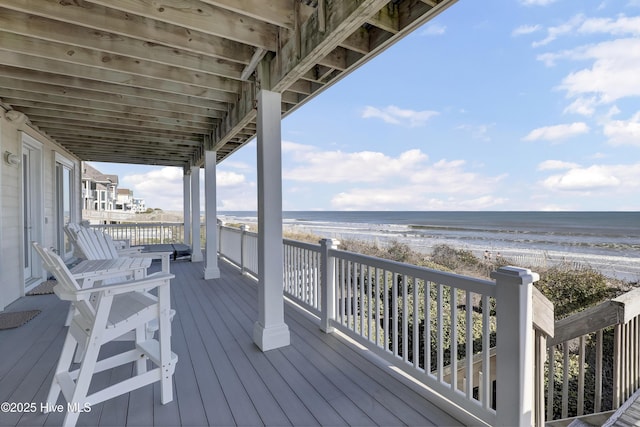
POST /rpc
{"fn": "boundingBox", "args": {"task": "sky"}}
[90,0,640,212]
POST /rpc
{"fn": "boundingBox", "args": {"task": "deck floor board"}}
[0,259,463,427]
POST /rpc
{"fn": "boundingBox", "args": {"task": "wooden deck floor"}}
[0,260,463,427]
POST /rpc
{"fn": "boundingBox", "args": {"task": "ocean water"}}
[219,211,640,281]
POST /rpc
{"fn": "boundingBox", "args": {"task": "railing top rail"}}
[549,299,623,346]
[533,286,554,337]
[549,286,640,346]
[613,286,640,323]
[329,247,496,296]
[89,222,185,227]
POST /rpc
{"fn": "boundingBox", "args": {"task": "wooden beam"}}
[15,104,214,129]
[0,9,245,80]
[0,32,241,93]
[45,132,202,147]
[84,0,279,51]
[241,48,267,81]
[30,115,207,135]
[0,0,256,64]
[199,0,296,29]
[271,0,390,91]
[1,93,223,122]
[340,28,371,55]
[0,57,238,103]
[41,125,202,143]
[367,4,400,34]
[212,80,257,152]
[0,75,227,114]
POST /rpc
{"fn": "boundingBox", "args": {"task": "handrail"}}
[328,247,496,296]
[549,300,623,346]
[533,285,555,337]
[545,286,640,421]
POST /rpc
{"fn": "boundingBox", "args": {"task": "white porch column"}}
[492,266,538,427]
[253,89,290,351]
[190,166,203,262]
[203,150,220,279]
[183,172,191,247]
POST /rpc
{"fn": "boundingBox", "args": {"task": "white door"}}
[22,134,44,290]
[56,154,75,260]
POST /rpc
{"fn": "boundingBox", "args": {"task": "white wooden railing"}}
[545,287,640,423]
[218,224,554,426]
[89,222,186,246]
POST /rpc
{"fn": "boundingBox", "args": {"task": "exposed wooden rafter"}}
[0,0,456,168]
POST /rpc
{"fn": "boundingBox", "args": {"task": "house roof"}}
[0,0,455,170]
[82,162,118,185]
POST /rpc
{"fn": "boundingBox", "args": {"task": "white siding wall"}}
[0,114,23,311]
[0,112,81,311]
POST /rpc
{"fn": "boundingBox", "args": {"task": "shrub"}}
[536,265,617,319]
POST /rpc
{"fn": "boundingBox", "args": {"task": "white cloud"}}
[122,166,253,211]
[534,15,640,107]
[541,163,640,192]
[537,160,581,170]
[512,24,542,36]
[122,167,184,210]
[558,38,640,104]
[282,140,315,152]
[533,14,585,47]
[421,23,447,36]
[408,159,506,194]
[603,111,640,146]
[577,15,640,36]
[361,105,439,127]
[284,147,429,183]
[282,143,506,210]
[217,187,256,211]
[522,122,590,141]
[217,171,246,186]
[563,97,597,116]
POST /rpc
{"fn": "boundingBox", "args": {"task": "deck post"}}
[190,166,203,262]
[320,238,340,333]
[492,266,539,427]
[203,150,220,279]
[183,170,191,246]
[253,89,290,351]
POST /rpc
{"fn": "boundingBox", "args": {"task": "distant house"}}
[81,163,145,213]
[132,197,146,213]
[115,188,134,211]
[81,162,118,212]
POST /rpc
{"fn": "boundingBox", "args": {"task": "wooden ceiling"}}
[0,0,455,170]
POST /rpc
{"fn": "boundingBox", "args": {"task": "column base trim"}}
[253,321,290,351]
[203,266,220,279]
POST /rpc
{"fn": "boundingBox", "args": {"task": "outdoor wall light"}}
[3,109,27,126]
[4,151,21,166]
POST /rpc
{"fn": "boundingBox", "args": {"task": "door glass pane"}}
[63,166,71,253]
[56,161,74,258]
